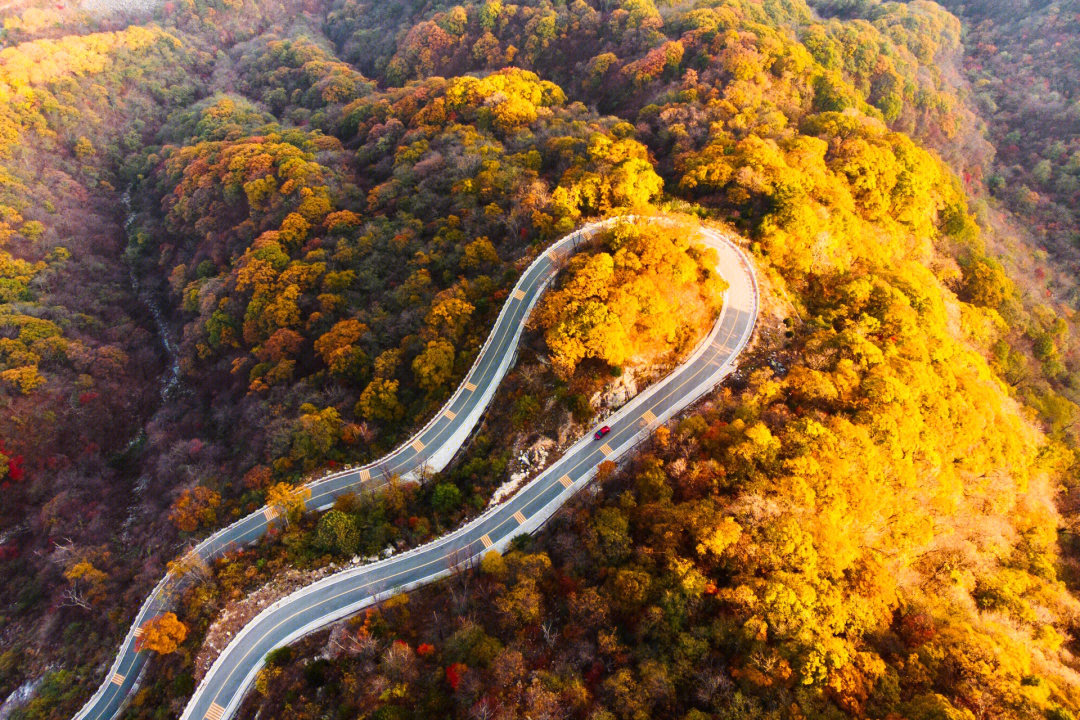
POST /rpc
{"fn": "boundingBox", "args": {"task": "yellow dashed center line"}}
[215,302,743,718]
[189,229,757,720]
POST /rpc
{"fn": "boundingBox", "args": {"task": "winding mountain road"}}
[72,216,758,720]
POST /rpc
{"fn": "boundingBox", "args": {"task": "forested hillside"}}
[220,2,1080,719]
[0,0,1079,719]
[935,0,1080,263]
[0,14,208,701]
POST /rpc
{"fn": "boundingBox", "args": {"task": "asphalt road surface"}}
[72,217,757,720]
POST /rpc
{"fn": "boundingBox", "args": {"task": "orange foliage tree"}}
[136,613,188,655]
[168,486,222,533]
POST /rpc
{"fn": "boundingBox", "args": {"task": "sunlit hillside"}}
[0,1,1078,719]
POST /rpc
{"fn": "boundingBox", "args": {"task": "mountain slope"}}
[1,0,1079,719]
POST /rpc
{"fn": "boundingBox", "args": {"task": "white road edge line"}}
[74,215,758,720]
[176,219,758,720]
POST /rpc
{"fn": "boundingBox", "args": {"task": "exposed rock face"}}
[492,435,558,506]
[193,564,348,680]
[554,407,577,445]
[590,370,639,411]
[526,435,555,466]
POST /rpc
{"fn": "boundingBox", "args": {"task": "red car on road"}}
[594,425,611,441]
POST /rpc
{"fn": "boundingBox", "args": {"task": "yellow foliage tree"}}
[265,481,312,526]
[64,560,108,586]
[412,339,456,392]
[356,376,405,423]
[536,221,725,378]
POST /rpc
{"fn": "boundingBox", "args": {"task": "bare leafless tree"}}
[430,610,447,641]
[45,537,78,569]
[60,584,91,611]
[469,696,498,720]
[693,666,731,707]
[540,619,559,647]
[445,543,480,615]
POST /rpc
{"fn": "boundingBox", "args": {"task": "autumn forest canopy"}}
[1,0,1080,720]
[535,221,726,378]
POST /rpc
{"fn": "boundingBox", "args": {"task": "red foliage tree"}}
[445,662,467,691]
